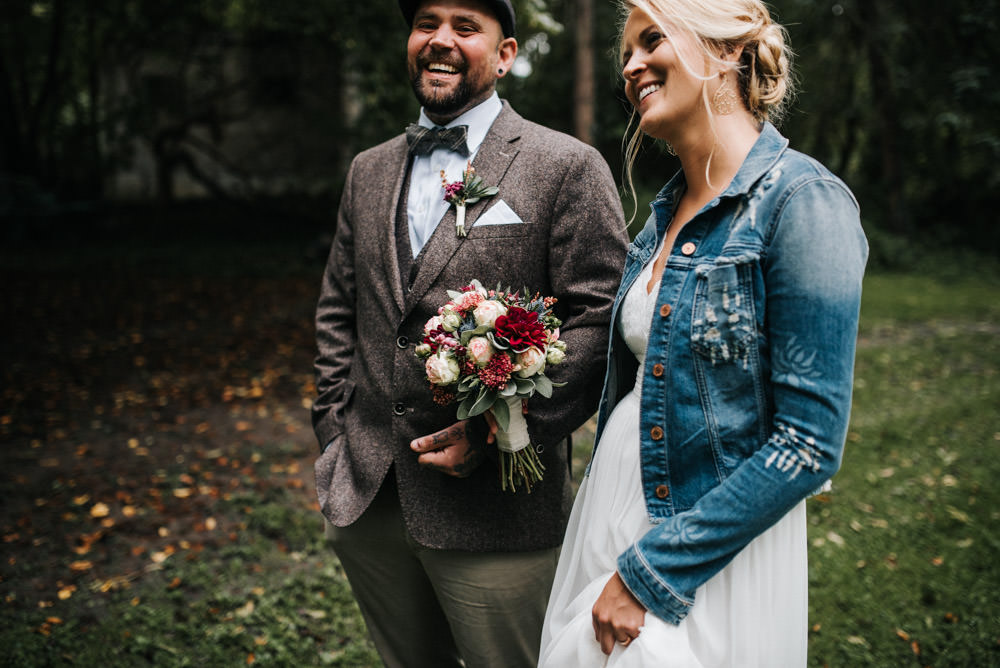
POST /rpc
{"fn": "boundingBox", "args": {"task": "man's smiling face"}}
[406,0,515,124]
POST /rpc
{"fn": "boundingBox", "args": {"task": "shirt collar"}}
[417,92,503,156]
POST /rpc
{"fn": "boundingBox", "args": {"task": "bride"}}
[539,0,867,665]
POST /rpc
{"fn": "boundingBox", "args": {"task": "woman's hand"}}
[592,571,647,655]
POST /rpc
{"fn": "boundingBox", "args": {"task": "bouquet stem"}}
[494,395,545,492]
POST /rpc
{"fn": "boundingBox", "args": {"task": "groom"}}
[312,0,627,665]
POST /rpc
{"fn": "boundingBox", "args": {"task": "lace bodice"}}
[617,241,664,395]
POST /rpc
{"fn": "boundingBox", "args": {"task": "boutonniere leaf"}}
[441,163,499,237]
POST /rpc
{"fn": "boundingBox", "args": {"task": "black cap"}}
[399,0,517,39]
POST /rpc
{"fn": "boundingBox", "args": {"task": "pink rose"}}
[515,346,546,379]
[425,351,460,386]
[466,336,495,368]
[473,300,508,328]
[423,315,443,336]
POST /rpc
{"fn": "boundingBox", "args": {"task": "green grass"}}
[2,252,998,666]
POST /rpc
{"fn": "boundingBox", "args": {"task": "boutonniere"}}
[441,163,499,237]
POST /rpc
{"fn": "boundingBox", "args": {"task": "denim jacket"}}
[594,123,868,625]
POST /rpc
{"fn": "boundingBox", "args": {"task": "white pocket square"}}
[474,199,524,226]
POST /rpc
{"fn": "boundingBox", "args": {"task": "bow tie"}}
[406,123,470,157]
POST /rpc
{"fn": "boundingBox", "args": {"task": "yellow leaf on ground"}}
[90,503,110,518]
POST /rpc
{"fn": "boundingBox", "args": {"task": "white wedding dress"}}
[539,245,808,667]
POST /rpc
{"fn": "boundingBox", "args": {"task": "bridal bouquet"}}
[415,280,568,492]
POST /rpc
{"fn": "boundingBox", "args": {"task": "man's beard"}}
[410,72,477,117]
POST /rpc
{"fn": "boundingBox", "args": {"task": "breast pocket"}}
[690,262,756,367]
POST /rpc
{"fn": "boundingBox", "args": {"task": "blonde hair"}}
[618,0,794,217]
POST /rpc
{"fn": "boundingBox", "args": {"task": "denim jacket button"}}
[655,484,670,498]
[652,363,664,377]
[681,242,696,256]
[650,426,664,440]
[659,303,672,317]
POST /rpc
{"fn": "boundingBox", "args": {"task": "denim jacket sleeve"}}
[617,176,868,624]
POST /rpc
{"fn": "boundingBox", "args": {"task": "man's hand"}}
[592,571,646,655]
[410,420,491,477]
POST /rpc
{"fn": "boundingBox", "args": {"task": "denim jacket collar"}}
[647,121,790,223]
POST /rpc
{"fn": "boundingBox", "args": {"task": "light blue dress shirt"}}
[406,93,503,257]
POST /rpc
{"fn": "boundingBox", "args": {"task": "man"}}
[312,0,627,665]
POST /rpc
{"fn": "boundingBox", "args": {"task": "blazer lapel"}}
[383,140,410,314]
[404,104,522,316]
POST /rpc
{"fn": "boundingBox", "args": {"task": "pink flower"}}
[466,336,495,368]
[473,299,508,328]
[515,346,546,378]
[426,350,460,386]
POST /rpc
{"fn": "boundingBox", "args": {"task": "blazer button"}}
[659,303,672,317]
[681,242,696,256]
[393,403,406,416]
[652,363,664,377]
[655,484,670,499]
[650,426,664,440]
[396,335,409,348]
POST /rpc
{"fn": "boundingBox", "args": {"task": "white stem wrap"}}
[455,203,467,236]
[494,395,530,454]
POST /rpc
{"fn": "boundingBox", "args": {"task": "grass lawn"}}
[1,223,998,667]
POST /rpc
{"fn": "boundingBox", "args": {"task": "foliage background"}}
[2,0,999,666]
[3,0,999,258]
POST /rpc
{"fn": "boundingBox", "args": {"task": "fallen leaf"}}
[69,561,93,572]
[90,503,110,518]
[896,629,911,641]
[235,600,255,618]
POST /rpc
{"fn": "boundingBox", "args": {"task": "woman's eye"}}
[646,31,663,47]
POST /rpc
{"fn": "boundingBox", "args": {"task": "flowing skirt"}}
[539,389,808,667]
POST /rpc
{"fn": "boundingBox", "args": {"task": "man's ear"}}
[496,37,517,78]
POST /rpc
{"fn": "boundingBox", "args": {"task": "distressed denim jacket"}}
[593,123,868,625]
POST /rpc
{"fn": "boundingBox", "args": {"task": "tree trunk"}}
[573,0,595,145]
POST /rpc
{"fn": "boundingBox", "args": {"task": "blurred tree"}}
[2,0,997,253]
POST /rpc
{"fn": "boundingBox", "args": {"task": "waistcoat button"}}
[396,336,409,348]
[659,303,672,317]
[393,403,406,416]
[650,426,664,440]
[655,484,670,499]
[681,242,696,256]
[652,363,664,377]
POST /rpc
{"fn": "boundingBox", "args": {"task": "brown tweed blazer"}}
[313,102,627,552]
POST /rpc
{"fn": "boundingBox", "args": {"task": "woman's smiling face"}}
[621,7,709,139]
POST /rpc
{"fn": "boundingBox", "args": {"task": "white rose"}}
[441,311,463,332]
[466,336,495,368]
[515,346,546,378]
[545,346,565,365]
[425,351,460,386]
[414,343,432,357]
[473,300,508,328]
[423,315,443,335]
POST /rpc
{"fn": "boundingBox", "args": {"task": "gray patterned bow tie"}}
[406,123,470,156]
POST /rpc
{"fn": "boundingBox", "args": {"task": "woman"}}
[539,1,867,665]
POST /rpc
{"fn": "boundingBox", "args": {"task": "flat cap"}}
[398,0,516,38]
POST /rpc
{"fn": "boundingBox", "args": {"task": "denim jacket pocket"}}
[689,257,763,470]
[690,260,756,367]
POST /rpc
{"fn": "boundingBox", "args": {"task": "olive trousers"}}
[324,470,560,668]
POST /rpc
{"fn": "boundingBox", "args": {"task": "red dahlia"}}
[494,307,548,351]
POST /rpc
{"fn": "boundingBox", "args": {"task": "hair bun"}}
[742,21,792,123]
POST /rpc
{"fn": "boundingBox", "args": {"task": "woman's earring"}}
[712,75,738,115]
[498,68,504,75]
